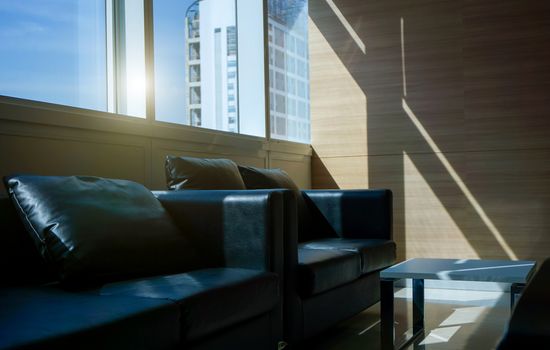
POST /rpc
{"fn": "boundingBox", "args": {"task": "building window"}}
[227,26,237,56]
[268,0,310,143]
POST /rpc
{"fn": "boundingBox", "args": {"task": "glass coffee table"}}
[380,258,536,350]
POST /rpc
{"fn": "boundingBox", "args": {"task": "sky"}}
[0,0,195,114]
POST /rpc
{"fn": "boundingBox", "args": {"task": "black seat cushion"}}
[237,165,313,242]
[301,238,396,274]
[0,286,179,350]
[4,175,201,287]
[165,156,246,190]
[298,248,361,297]
[99,268,279,341]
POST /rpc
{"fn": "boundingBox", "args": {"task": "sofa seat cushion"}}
[99,267,279,341]
[0,286,179,350]
[301,238,396,274]
[298,248,361,297]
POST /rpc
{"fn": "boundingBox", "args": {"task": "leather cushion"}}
[99,267,279,341]
[237,165,312,241]
[301,238,396,274]
[4,175,200,287]
[298,248,361,297]
[238,166,299,191]
[0,286,179,350]
[165,156,246,190]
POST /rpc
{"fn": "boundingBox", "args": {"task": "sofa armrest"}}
[153,190,285,276]
[302,189,393,240]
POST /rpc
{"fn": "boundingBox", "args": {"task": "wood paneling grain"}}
[0,104,311,195]
[309,20,368,159]
[309,0,550,263]
[312,155,368,189]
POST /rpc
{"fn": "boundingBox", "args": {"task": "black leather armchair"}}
[283,189,396,346]
[0,189,285,350]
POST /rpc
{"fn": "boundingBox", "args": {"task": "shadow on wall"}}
[309,0,550,262]
[311,150,339,189]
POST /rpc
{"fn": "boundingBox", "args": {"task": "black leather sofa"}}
[284,189,396,346]
[0,188,285,350]
[497,257,550,349]
[162,157,397,347]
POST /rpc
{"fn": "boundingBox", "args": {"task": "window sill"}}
[0,95,312,156]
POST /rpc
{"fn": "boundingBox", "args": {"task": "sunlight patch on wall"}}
[404,151,479,259]
[324,0,366,54]
[309,19,367,156]
[402,99,518,260]
[309,18,367,190]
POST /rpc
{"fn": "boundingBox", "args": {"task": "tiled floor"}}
[303,288,510,350]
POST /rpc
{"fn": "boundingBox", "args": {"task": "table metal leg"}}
[381,278,426,350]
[413,279,425,336]
[381,278,395,350]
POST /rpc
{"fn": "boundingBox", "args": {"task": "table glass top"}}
[380,258,536,284]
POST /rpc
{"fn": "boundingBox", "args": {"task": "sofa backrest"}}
[0,197,54,287]
[302,189,393,241]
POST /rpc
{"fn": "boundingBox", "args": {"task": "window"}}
[297,59,307,78]
[287,77,296,95]
[154,0,266,136]
[0,0,308,143]
[0,0,149,117]
[227,26,237,56]
[276,72,285,91]
[297,81,306,98]
[287,98,296,116]
[287,56,296,74]
[116,0,146,117]
[275,94,286,113]
[268,0,310,143]
[275,27,285,47]
[275,50,285,69]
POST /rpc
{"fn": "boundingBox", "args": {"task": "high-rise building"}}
[184,0,238,133]
[185,3,201,126]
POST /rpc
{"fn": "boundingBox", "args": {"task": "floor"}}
[303,287,510,350]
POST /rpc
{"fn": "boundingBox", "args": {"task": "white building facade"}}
[184,0,309,142]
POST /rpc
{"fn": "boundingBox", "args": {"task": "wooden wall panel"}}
[312,155,367,189]
[309,20,367,159]
[0,120,150,187]
[309,0,550,263]
[0,103,311,196]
